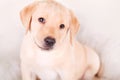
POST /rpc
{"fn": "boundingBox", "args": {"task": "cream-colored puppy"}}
[20,0,100,80]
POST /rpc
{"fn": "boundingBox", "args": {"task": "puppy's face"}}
[20,1,79,50]
[31,2,70,50]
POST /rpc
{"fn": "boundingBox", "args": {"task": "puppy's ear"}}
[69,10,80,44]
[20,2,38,31]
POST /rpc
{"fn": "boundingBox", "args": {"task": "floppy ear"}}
[69,10,80,44]
[20,2,38,31]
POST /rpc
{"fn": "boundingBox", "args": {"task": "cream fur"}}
[20,0,100,80]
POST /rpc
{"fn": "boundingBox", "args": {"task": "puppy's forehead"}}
[32,1,70,23]
[36,1,68,12]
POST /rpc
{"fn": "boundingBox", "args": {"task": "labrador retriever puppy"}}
[20,0,100,80]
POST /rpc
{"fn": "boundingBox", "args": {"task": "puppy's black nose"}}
[44,37,56,47]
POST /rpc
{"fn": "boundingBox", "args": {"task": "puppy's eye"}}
[60,24,65,29]
[38,17,45,23]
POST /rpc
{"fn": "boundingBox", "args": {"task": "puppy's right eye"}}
[38,17,45,24]
[60,24,65,29]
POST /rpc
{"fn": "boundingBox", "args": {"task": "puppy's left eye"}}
[38,17,45,24]
[60,24,65,29]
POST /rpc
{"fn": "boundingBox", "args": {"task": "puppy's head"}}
[20,0,79,50]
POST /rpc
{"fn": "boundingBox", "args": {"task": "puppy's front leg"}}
[37,69,61,80]
[21,64,35,80]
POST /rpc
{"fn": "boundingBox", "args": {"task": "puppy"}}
[20,0,100,80]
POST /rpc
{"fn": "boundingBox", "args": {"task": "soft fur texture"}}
[0,0,120,80]
[20,1,100,80]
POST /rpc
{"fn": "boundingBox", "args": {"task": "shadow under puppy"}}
[20,0,100,80]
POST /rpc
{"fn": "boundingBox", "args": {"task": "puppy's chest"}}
[26,49,80,79]
[30,49,73,67]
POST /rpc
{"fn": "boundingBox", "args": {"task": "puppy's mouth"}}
[33,39,53,51]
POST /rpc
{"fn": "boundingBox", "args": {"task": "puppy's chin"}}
[39,44,54,50]
[42,45,53,50]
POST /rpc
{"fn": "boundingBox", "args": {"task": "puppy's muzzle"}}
[44,36,56,49]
